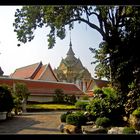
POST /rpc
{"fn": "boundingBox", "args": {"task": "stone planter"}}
[0,112,7,120]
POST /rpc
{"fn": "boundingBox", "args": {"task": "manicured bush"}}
[66,111,87,127]
[132,107,140,118]
[61,113,67,122]
[84,111,96,121]
[86,86,123,123]
[75,101,89,110]
[122,127,136,134]
[60,111,72,122]
[95,117,111,127]
[86,98,104,117]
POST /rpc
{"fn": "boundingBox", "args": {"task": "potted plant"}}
[0,85,14,120]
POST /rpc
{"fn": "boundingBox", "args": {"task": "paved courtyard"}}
[0,111,66,134]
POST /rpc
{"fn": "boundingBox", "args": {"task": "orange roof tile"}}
[33,65,46,80]
[10,62,42,79]
[0,77,83,96]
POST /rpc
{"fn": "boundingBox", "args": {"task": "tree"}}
[89,41,110,80]
[13,6,140,115]
[53,88,64,103]
[13,82,30,113]
[0,84,14,112]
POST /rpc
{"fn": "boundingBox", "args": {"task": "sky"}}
[0,6,103,78]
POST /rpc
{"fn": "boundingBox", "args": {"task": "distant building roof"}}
[0,77,83,96]
[87,79,109,90]
[10,61,58,82]
[10,62,41,79]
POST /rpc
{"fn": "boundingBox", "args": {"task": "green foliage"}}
[122,127,136,134]
[90,41,110,80]
[93,88,106,98]
[125,87,140,116]
[75,101,89,110]
[0,84,14,112]
[53,89,77,104]
[95,117,111,127]
[69,95,77,105]
[86,98,103,117]
[86,87,124,123]
[14,82,30,100]
[83,111,97,121]
[102,87,117,99]
[13,82,30,113]
[60,111,72,122]
[66,111,87,127]
[128,82,136,90]
[132,108,140,118]
[60,113,67,122]
[53,89,65,103]
[81,95,89,100]
[94,88,104,95]
[13,6,140,119]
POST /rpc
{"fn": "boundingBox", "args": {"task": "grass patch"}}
[27,103,76,110]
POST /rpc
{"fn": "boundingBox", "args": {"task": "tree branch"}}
[65,17,106,40]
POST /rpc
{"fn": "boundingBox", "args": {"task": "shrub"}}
[53,89,65,103]
[122,127,136,134]
[94,88,103,95]
[75,101,89,110]
[86,98,104,117]
[132,107,140,118]
[95,117,111,127]
[82,95,89,100]
[86,86,123,122]
[84,111,97,121]
[60,111,72,122]
[66,111,86,127]
[0,85,14,112]
[69,95,77,105]
[93,88,105,98]
[60,113,67,122]
[102,87,117,99]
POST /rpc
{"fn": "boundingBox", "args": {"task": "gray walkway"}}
[0,111,66,134]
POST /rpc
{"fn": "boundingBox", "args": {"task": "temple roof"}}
[10,62,58,81]
[0,77,83,96]
[86,79,109,92]
[10,62,42,79]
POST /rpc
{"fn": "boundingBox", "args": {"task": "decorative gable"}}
[38,64,58,82]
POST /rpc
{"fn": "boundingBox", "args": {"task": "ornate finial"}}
[69,30,72,47]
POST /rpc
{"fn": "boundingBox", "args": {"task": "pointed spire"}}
[67,31,75,56]
[69,32,72,47]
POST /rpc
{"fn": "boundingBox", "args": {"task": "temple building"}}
[10,61,58,82]
[0,41,109,102]
[54,41,93,92]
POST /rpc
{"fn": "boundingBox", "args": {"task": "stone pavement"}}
[0,111,66,134]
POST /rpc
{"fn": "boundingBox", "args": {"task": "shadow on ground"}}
[0,116,41,134]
